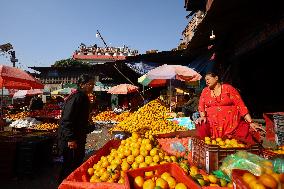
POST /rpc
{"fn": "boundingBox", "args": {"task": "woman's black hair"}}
[205,71,219,77]
[77,74,94,86]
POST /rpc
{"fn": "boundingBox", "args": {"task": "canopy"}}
[146,64,202,81]
[107,84,139,94]
[13,89,43,99]
[0,65,44,89]
[138,74,166,87]
[51,87,77,95]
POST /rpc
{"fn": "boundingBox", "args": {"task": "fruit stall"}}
[57,99,284,189]
[0,105,61,179]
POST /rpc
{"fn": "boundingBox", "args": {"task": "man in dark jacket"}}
[57,74,94,183]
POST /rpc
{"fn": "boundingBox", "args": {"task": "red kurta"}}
[198,84,258,143]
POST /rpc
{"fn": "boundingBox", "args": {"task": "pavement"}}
[1,124,115,189]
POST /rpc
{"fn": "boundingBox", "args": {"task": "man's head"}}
[77,74,95,94]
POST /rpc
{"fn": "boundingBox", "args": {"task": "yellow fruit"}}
[134,176,144,188]
[145,171,154,177]
[227,183,233,188]
[140,149,149,157]
[132,149,140,157]
[136,155,145,164]
[167,176,177,188]
[121,161,130,171]
[150,148,158,156]
[90,175,99,183]
[156,178,169,189]
[87,168,94,176]
[170,156,177,162]
[127,155,135,164]
[139,162,148,168]
[153,155,160,163]
[143,179,155,189]
[216,138,222,142]
[259,174,278,189]
[118,178,125,184]
[242,172,257,184]
[175,183,187,189]
[161,172,172,181]
[204,137,211,141]
[149,162,158,166]
[211,140,217,145]
[208,175,218,184]
[132,162,139,169]
[145,156,153,165]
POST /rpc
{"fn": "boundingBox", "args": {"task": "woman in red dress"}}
[195,72,265,144]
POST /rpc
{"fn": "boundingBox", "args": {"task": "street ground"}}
[1,124,114,189]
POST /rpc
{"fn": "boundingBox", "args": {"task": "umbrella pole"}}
[1,87,3,116]
[169,79,172,112]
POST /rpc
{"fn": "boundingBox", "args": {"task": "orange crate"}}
[59,139,125,189]
[124,163,201,189]
[262,148,284,159]
[191,137,262,173]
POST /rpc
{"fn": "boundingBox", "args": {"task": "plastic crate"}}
[59,139,125,189]
[263,112,284,145]
[124,163,201,189]
[191,137,262,173]
[262,148,284,160]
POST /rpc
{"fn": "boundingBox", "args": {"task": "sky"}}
[0,0,188,71]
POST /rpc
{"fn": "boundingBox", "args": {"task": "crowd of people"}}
[74,43,139,57]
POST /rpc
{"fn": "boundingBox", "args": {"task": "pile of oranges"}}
[87,133,177,184]
[242,170,284,189]
[134,172,188,189]
[92,111,117,122]
[110,100,186,136]
[204,137,246,148]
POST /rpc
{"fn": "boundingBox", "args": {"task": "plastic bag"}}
[170,141,186,152]
[273,158,284,173]
[220,151,273,178]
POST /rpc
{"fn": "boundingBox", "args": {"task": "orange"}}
[132,162,139,169]
[175,183,187,189]
[124,149,132,157]
[145,156,153,165]
[139,162,148,168]
[242,172,257,184]
[153,155,160,163]
[167,176,176,188]
[136,155,145,164]
[127,155,135,164]
[89,175,99,183]
[134,176,144,188]
[259,174,278,189]
[132,148,140,157]
[143,179,155,189]
[150,148,158,156]
[156,178,169,189]
[253,183,266,189]
[208,174,218,184]
[87,168,94,176]
[145,171,154,177]
[121,161,130,171]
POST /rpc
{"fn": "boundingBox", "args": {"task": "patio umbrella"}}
[0,65,44,115]
[146,64,202,111]
[138,74,166,87]
[107,84,139,94]
[13,89,43,99]
[0,65,44,89]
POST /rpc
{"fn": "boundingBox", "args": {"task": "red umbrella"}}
[0,65,43,89]
[107,84,139,94]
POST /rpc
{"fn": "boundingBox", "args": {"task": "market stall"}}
[58,99,284,189]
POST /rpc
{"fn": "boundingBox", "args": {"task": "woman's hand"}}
[195,116,207,124]
[250,122,266,133]
[68,141,77,149]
